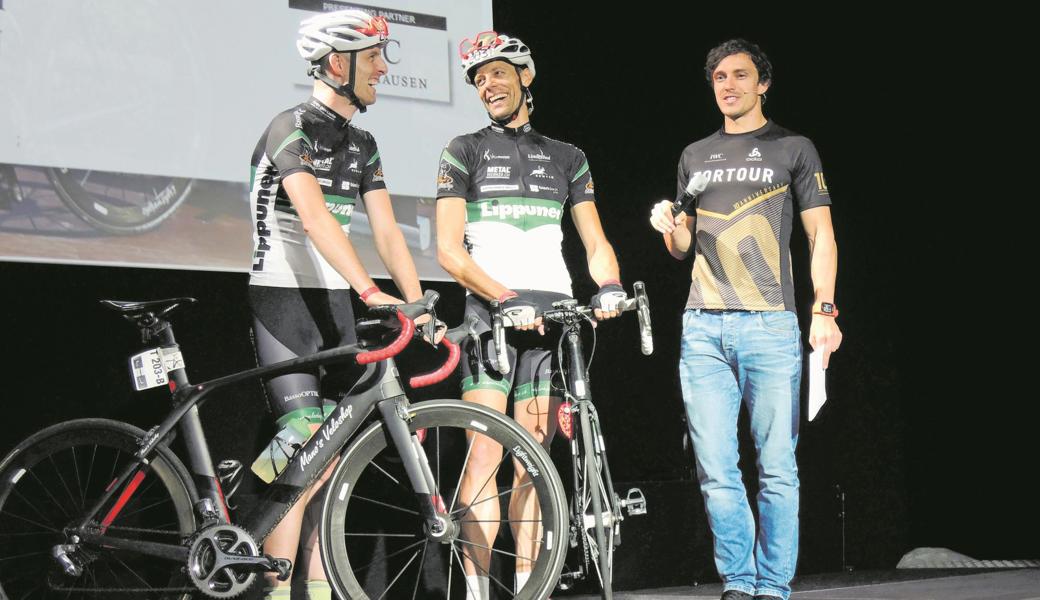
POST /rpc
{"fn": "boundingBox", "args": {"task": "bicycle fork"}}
[376,380,453,542]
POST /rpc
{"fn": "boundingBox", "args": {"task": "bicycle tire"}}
[320,399,568,600]
[578,405,613,600]
[47,167,193,234]
[0,419,198,600]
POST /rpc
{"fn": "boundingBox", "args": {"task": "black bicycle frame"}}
[73,315,444,561]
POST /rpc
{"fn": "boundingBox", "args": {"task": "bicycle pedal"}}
[555,566,585,590]
[267,556,293,581]
[620,487,648,516]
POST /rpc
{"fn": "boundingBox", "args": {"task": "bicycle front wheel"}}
[321,399,568,600]
[47,167,193,234]
[577,405,615,600]
[0,419,197,600]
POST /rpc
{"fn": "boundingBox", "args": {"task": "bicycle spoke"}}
[47,454,81,514]
[373,547,421,600]
[83,444,99,505]
[451,448,513,523]
[70,446,85,511]
[9,485,64,533]
[454,538,539,564]
[0,529,63,538]
[446,539,454,600]
[0,549,50,562]
[28,468,73,521]
[455,544,513,598]
[410,543,428,600]
[112,552,152,588]
[453,542,477,600]
[100,558,128,592]
[452,481,534,519]
[351,539,426,574]
[463,518,543,524]
[0,505,63,534]
[119,496,179,522]
[370,460,407,491]
[448,436,476,513]
[350,495,420,516]
[344,532,418,538]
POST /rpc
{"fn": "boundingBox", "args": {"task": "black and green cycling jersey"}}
[249,97,385,289]
[436,122,595,296]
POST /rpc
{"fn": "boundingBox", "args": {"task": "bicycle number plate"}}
[129,348,179,391]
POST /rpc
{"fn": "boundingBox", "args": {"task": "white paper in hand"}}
[808,345,827,421]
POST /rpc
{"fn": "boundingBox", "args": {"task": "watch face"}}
[821,302,835,314]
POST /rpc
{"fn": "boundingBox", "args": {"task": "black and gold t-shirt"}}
[676,120,831,312]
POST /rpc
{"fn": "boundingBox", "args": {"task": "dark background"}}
[0,2,1032,591]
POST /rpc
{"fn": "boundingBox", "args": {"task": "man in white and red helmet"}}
[297,8,390,112]
[437,31,626,600]
[248,9,427,600]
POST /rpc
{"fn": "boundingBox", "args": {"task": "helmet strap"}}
[308,52,367,114]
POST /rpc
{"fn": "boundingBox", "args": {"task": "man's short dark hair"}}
[704,39,773,86]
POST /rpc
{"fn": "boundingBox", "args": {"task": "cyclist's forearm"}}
[372,226,423,302]
[302,212,378,292]
[586,239,621,286]
[437,241,511,301]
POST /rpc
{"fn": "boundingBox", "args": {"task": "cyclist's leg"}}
[249,286,357,593]
[510,346,559,583]
[457,296,515,594]
[299,498,334,600]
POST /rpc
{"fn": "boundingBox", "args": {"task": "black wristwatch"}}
[813,302,839,317]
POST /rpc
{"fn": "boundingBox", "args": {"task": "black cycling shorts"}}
[459,290,568,402]
[248,285,360,426]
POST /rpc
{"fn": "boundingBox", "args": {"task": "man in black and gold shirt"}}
[650,39,842,600]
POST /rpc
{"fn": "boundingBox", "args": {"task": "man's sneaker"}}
[754,596,783,600]
[721,591,753,600]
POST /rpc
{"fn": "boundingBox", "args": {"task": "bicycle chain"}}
[100,523,187,537]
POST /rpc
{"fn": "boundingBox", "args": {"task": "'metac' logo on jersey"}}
[486,166,510,179]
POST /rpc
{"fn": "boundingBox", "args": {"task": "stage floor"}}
[565,569,1040,600]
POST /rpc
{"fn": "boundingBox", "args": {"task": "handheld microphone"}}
[671,171,709,217]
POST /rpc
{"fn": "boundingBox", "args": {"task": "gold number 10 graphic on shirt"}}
[815,172,828,193]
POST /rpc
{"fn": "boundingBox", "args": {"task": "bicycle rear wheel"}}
[0,419,197,599]
[321,399,568,600]
[47,167,193,234]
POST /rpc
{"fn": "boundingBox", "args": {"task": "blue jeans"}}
[679,309,802,600]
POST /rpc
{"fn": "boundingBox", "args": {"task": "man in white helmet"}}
[247,9,427,600]
[436,31,626,600]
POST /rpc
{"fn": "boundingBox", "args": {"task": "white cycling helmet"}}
[297,10,389,113]
[297,9,389,62]
[459,32,536,85]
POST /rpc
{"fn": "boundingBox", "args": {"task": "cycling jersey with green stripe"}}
[436,123,595,296]
[249,97,386,289]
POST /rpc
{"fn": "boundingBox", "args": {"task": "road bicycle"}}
[0,291,568,599]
